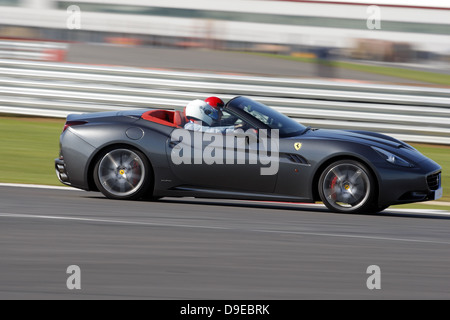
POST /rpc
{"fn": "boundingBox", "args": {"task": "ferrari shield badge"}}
[294,142,302,151]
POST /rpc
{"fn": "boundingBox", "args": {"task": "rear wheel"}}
[94,147,152,200]
[319,160,376,214]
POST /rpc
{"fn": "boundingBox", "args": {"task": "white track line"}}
[388,208,450,216]
[0,212,449,245]
[0,183,82,191]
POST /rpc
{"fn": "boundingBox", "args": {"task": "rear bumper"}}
[57,128,97,191]
[55,158,71,186]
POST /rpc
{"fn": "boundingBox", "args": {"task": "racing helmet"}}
[205,97,224,109]
[185,99,219,126]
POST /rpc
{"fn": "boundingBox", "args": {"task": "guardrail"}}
[0,59,449,144]
[0,41,68,62]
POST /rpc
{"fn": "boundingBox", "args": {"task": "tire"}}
[93,147,153,200]
[318,160,376,214]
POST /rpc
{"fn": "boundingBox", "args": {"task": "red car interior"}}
[142,109,187,128]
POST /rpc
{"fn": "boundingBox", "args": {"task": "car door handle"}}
[169,140,181,148]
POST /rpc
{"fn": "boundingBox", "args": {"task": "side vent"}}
[285,153,309,165]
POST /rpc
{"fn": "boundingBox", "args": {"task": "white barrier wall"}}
[0,0,449,53]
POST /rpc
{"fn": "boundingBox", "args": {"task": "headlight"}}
[372,146,414,167]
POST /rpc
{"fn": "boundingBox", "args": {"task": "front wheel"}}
[318,160,376,214]
[93,147,152,200]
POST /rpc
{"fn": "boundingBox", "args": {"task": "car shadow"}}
[156,197,330,213]
[155,197,450,220]
[376,210,450,220]
[83,194,450,220]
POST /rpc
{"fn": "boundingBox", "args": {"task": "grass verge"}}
[0,116,448,210]
[0,116,65,186]
[333,61,450,86]
[245,52,450,86]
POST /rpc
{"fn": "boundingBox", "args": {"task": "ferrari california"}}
[55,96,442,214]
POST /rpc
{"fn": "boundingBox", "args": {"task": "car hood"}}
[302,129,405,147]
[297,128,430,163]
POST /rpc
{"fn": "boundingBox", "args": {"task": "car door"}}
[166,128,278,193]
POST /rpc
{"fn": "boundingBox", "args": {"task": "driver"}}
[205,96,239,127]
[184,99,238,133]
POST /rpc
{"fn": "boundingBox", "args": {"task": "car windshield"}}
[227,96,307,137]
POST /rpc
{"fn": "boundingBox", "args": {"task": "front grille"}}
[427,172,441,191]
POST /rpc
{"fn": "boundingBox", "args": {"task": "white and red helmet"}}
[185,99,219,126]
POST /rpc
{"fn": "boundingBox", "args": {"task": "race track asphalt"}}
[1,185,450,300]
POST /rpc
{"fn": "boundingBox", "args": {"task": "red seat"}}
[174,110,186,127]
[142,109,187,128]
[142,110,177,127]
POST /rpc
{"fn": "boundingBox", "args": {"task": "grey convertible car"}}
[55,96,442,214]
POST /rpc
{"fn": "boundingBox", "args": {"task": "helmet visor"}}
[202,105,219,121]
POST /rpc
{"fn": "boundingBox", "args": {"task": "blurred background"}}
[0,0,449,79]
